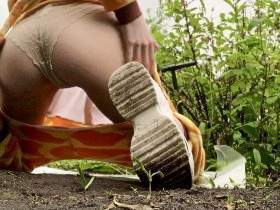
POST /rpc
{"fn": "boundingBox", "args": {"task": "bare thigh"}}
[0,40,58,124]
[52,11,126,123]
[0,9,126,124]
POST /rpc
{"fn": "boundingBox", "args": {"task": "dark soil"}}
[0,171,279,210]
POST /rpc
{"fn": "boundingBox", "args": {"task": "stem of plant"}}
[78,164,95,191]
[133,157,164,201]
[147,170,152,201]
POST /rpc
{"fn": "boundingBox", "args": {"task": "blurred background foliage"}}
[149,0,280,184]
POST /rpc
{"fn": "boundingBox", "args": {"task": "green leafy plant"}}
[77,164,95,191]
[149,0,280,185]
[133,157,164,201]
[48,160,133,175]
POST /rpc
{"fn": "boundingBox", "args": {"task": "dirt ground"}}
[0,171,279,210]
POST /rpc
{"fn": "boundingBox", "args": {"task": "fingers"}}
[125,40,160,75]
[133,43,141,62]
[148,43,155,73]
[126,43,134,62]
[143,43,150,72]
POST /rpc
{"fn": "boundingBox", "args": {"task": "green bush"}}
[150,0,280,182]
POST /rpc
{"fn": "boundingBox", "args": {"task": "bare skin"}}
[0,10,157,125]
[0,39,57,124]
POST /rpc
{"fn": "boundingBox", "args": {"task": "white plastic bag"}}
[197,145,247,188]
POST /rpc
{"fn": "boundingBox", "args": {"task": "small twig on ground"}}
[105,195,153,210]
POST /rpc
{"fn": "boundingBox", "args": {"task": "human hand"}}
[120,15,159,76]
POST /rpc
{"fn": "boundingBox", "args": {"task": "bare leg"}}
[0,8,127,124]
[52,11,127,123]
[0,39,58,124]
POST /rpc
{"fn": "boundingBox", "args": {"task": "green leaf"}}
[78,165,86,185]
[253,148,262,164]
[240,122,258,138]
[78,164,95,191]
[224,0,235,9]
[244,37,261,48]
[151,171,164,178]
[275,75,280,84]
[199,0,206,13]
[248,18,262,30]
[199,122,206,135]
[266,96,278,105]
[233,131,242,141]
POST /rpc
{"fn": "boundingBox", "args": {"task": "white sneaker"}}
[108,62,194,188]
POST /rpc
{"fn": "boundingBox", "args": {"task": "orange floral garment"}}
[0,111,133,171]
[0,0,205,180]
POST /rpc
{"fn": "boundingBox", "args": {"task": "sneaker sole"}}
[108,62,193,189]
